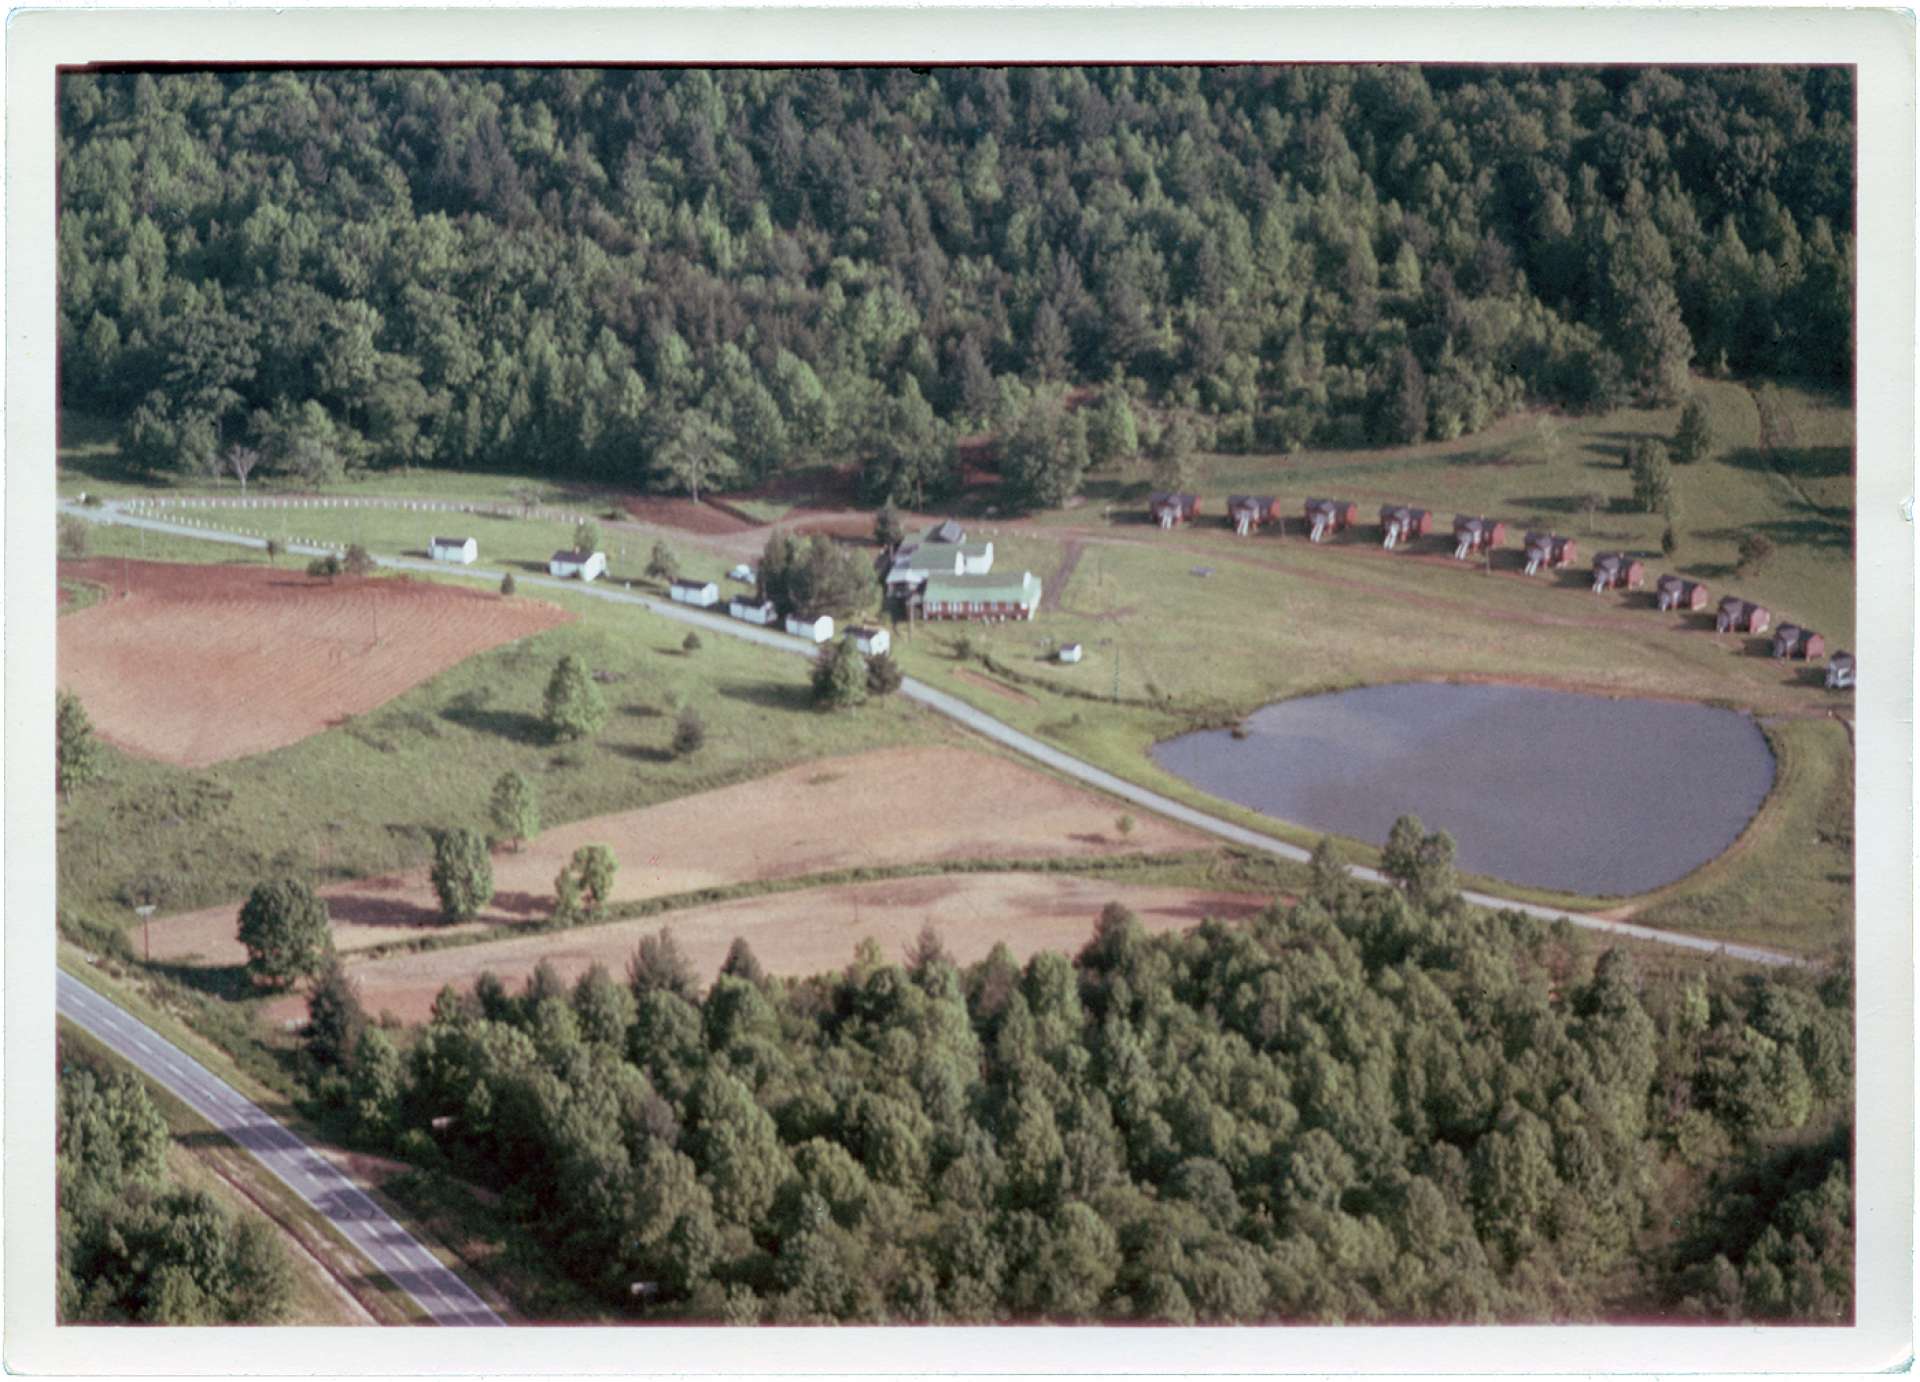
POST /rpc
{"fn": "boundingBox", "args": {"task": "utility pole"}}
[134,901,156,965]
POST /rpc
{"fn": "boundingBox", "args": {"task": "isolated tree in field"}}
[1671,397,1715,466]
[874,504,904,554]
[224,443,260,495]
[647,540,681,585]
[655,407,740,504]
[342,544,376,578]
[1628,439,1674,514]
[430,826,494,923]
[499,571,516,597]
[865,651,903,697]
[306,553,341,582]
[813,638,868,709]
[673,706,707,758]
[682,631,702,654]
[543,654,607,741]
[1116,814,1136,841]
[264,537,284,566]
[569,844,617,916]
[489,770,539,851]
[1737,531,1776,573]
[58,515,90,560]
[304,958,368,1069]
[56,691,102,802]
[237,878,334,987]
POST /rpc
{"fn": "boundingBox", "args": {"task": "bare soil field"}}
[264,872,1270,1026]
[57,560,570,768]
[146,745,1210,966]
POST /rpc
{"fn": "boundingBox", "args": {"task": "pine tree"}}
[812,638,868,709]
[1671,396,1715,465]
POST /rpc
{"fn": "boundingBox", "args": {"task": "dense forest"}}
[307,844,1852,1324]
[56,1046,296,1324]
[59,65,1852,507]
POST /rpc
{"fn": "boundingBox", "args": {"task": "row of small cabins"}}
[1143,497,1853,687]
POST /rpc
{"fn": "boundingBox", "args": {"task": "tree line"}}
[59,65,1851,506]
[296,825,1851,1324]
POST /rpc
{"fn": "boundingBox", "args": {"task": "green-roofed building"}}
[918,569,1043,622]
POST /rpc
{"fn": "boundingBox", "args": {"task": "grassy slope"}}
[57,544,949,932]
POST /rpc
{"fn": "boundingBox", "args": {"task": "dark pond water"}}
[1151,682,1776,896]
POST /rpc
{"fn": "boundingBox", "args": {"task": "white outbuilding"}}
[549,549,608,581]
[669,577,720,608]
[1058,643,1084,664]
[729,595,778,625]
[429,535,478,564]
[848,625,891,657]
[785,612,835,643]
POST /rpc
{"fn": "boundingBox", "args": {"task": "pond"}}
[1150,682,1777,896]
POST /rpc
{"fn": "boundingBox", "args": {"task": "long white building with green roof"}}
[918,569,1043,622]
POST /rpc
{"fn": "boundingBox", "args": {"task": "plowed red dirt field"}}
[146,745,1211,967]
[57,560,569,767]
[262,872,1270,1027]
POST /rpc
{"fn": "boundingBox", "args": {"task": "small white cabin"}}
[669,578,720,608]
[429,535,478,565]
[848,625,890,657]
[729,596,778,625]
[549,549,607,581]
[785,612,835,643]
[1058,643,1084,664]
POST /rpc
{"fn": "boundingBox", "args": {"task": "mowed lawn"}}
[57,548,952,932]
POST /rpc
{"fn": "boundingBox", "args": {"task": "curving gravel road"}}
[65,499,1804,971]
[57,971,504,1326]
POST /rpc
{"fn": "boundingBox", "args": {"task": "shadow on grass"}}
[622,702,665,719]
[716,680,813,712]
[148,960,258,1003]
[612,743,676,764]
[439,703,548,744]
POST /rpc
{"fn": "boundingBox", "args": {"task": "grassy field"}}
[57,540,949,937]
[58,1022,387,1326]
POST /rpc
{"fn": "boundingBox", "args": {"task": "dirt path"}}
[269,872,1272,1027]
[146,744,1212,966]
[1043,538,1085,612]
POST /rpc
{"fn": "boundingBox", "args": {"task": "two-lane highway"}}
[57,971,503,1326]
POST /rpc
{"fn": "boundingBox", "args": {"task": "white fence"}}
[118,494,602,549]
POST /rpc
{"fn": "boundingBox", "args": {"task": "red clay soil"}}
[264,872,1271,1028]
[145,744,1213,968]
[616,494,757,536]
[56,560,570,768]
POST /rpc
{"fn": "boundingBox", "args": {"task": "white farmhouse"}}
[785,612,835,643]
[884,520,995,598]
[549,548,608,581]
[429,535,478,564]
[669,577,720,607]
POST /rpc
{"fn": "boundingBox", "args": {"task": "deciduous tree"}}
[236,877,334,987]
[489,770,539,851]
[430,826,495,923]
[543,654,608,741]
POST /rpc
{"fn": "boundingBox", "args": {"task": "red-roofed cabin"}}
[1378,505,1434,549]
[1523,531,1576,575]
[1304,498,1358,542]
[1655,574,1711,611]
[1149,493,1201,530]
[1715,597,1771,635]
[1451,515,1506,559]
[1590,552,1646,593]
[1227,495,1280,536]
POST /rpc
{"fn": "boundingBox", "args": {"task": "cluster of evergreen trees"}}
[60,66,1851,502]
[309,844,1850,1324]
[57,1051,295,1323]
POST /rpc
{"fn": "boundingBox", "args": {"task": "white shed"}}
[785,612,835,643]
[429,535,478,564]
[549,549,608,581]
[728,564,756,583]
[848,625,891,657]
[729,595,778,625]
[669,578,720,607]
[1058,643,1084,664]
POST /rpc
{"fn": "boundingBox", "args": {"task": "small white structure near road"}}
[549,549,608,581]
[669,577,720,608]
[785,612,835,643]
[729,595,778,625]
[430,535,479,564]
[848,625,891,657]
[1058,643,1084,664]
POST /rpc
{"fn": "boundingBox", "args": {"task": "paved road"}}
[65,499,1803,968]
[57,971,504,1326]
